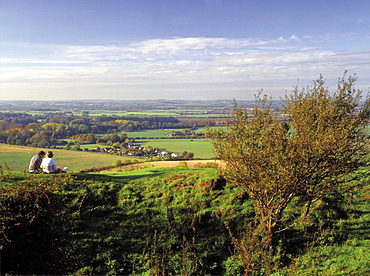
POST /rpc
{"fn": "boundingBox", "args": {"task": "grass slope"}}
[0,144,217,173]
[0,144,133,173]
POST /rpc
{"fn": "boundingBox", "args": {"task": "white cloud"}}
[1,36,369,100]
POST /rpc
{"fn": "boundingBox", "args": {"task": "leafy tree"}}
[208,73,370,275]
[29,130,54,147]
[283,74,370,218]
[24,122,43,132]
[5,129,29,145]
[181,151,195,159]
[71,133,97,144]
[72,143,81,151]
[112,159,122,166]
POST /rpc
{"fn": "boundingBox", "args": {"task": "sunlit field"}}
[135,139,215,159]
[0,144,134,173]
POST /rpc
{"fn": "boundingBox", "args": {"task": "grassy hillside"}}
[1,166,370,275]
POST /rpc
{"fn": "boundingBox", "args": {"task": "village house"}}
[171,152,181,158]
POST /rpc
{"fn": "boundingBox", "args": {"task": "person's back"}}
[41,151,59,173]
[40,151,67,173]
[29,151,45,173]
[41,157,57,173]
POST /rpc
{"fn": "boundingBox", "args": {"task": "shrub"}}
[112,159,122,166]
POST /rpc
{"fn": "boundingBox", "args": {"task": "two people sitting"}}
[29,150,68,173]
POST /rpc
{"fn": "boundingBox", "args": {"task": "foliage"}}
[0,110,207,147]
[207,73,370,275]
[0,171,75,275]
[0,168,229,275]
[112,159,122,166]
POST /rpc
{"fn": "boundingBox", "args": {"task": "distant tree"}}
[112,159,122,167]
[24,123,43,132]
[0,121,9,131]
[181,150,194,159]
[72,143,81,151]
[77,124,90,134]
[208,73,370,274]
[81,111,89,117]
[186,151,194,159]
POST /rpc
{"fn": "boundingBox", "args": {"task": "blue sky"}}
[1,0,369,101]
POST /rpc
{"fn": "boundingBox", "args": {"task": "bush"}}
[0,173,75,275]
[112,159,122,166]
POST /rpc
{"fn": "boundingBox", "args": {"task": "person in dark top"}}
[28,150,46,173]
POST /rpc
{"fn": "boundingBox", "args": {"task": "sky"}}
[1,0,369,101]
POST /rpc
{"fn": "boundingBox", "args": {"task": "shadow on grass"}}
[71,169,168,182]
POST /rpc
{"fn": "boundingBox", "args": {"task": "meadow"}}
[135,138,214,158]
[80,139,214,159]
[79,128,216,159]
[0,144,134,173]
[0,142,216,172]
[120,128,195,138]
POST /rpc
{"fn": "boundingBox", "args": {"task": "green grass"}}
[123,128,187,138]
[2,145,370,274]
[90,111,180,116]
[135,138,215,159]
[0,139,215,173]
[0,144,134,173]
[84,109,217,117]
[122,127,215,138]
[99,166,214,180]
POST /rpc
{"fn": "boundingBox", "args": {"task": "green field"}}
[79,139,214,159]
[121,127,211,138]
[122,128,189,138]
[0,144,135,173]
[88,110,180,116]
[0,139,215,172]
[135,138,215,159]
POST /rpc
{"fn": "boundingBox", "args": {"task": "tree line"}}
[0,114,214,147]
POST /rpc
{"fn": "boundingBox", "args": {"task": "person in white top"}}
[40,151,68,173]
